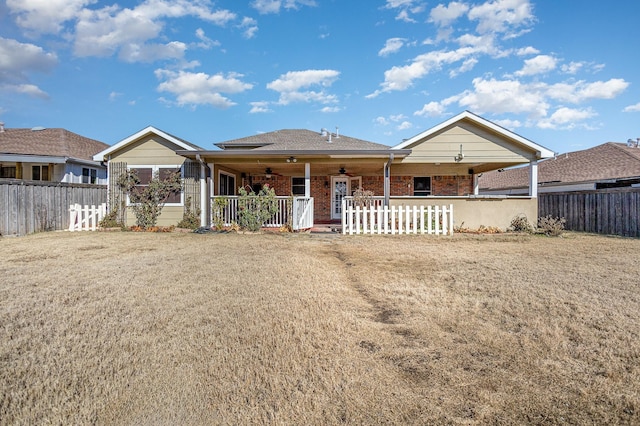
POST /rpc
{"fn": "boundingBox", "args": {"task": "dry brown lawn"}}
[1,230,639,424]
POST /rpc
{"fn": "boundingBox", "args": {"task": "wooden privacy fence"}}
[69,203,107,231]
[0,179,107,236]
[342,203,454,235]
[539,188,640,237]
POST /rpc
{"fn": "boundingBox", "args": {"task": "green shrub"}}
[237,184,278,232]
[117,169,182,229]
[212,196,229,230]
[177,196,201,230]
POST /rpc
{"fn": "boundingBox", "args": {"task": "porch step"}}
[309,224,340,233]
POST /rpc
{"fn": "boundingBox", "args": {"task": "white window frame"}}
[82,167,98,184]
[126,165,183,206]
[218,170,236,195]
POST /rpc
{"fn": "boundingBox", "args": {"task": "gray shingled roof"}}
[215,129,391,151]
[479,142,640,190]
[0,128,108,161]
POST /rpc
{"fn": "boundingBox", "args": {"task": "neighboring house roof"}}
[479,142,640,192]
[393,110,555,159]
[0,127,108,163]
[215,129,392,151]
[93,125,202,161]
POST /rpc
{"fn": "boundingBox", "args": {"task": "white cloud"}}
[268,70,339,92]
[73,0,236,61]
[379,38,407,57]
[374,116,389,126]
[6,0,93,34]
[515,46,540,56]
[194,28,220,49]
[514,54,557,76]
[561,61,584,75]
[546,79,629,104]
[623,103,640,113]
[537,107,596,129]
[493,118,522,129]
[414,101,447,117]
[384,0,426,23]
[108,91,122,101]
[429,2,469,27]
[0,37,57,98]
[468,0,534,35]
[320,106,341,113]
[457,77,550,117]
[368,47,479,96]
[239,17,258,39]
[155,69,253,108]
[249,101,272,113]
[397,121,413,130]
[251,0,317,14]
[1,83,50,99]
[267,69,340,106]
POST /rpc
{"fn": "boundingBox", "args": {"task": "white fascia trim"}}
[93,126,198,161]
[391,111,555,159]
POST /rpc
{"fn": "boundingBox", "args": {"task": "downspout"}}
[196,154,209,228]
[384,153,394,207]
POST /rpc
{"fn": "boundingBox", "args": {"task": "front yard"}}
[1,231,639,424]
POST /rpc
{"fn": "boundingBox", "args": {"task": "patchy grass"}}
[1,231,639,424]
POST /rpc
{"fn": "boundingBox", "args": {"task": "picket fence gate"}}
[342,203,454,235]
[69,203,107,231]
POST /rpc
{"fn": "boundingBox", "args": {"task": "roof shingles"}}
[216,129,391,151]
[0,128,108,161]
[479,142,640,190]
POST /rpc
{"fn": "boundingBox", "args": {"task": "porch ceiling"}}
[211,159,387,176]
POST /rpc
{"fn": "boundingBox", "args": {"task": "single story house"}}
[94,111,554,230]
[0,123,108,184]
[479,142,640,194]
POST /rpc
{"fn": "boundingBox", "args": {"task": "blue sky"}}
[1,0,639,153]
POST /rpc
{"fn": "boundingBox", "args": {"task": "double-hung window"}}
[127,165,182,205]
[32,165,50,181]
[82,167,97,184]
[291,177,305,196]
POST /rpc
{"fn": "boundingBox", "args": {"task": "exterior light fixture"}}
[339,167,346,175]
[265,167,272,179]
[286,156,297,163]
[454,144,464,162]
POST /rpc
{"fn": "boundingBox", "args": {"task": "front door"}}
[331,177,348,220]
[331,176,361,220]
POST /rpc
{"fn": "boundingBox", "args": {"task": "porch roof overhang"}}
[176,149,412,176]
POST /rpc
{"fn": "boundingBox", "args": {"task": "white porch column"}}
[304,162,310,198]
[473,174,480,195]
[200,163,207,227]
[529,160,538,197]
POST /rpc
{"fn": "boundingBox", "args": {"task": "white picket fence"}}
[342,203,454,235]
[68,203,107,231]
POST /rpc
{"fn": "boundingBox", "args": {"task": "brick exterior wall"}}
[240,173,473,223]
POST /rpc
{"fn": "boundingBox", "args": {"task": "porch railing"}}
[342,202,454,235]
[212,196,313,230]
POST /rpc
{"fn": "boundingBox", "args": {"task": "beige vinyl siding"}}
[125,206,185,226]
[109,136,187,166]
[401,122,534,164]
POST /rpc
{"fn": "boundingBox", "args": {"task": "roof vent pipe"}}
[328,132,332,143]
[0,122,4,132]
[335,126,340,139]
[320,128,327,136]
